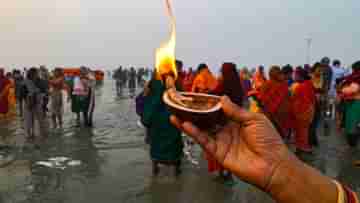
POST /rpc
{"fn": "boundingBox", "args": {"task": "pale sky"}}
[0,0,359,72]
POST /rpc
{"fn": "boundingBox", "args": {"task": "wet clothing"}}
[23,79,48,137]
[291,80,316,152]
[142,80,183,162]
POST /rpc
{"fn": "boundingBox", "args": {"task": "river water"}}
[0,78,359,203]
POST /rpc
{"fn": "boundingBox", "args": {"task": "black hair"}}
[27,67,38,80]
[352,61,360,72]
[197,63,208,73]
[333,60,341,66]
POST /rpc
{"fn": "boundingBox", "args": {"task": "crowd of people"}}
[0,66,97,139]
[113,66,151,97]
[137,57,360,202]
[1,57,359,202]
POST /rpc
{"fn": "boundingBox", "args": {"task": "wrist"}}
[267,153,338,203]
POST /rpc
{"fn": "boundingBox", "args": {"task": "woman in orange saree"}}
[191,64,218,94]
[256,66,292,137]
[291,67,316,153]
[6,72,17,118]
[252,66,267,90]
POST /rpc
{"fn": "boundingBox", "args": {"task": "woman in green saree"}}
[339,61,360,147]
[142,77,183,176]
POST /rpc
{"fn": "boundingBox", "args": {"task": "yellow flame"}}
[155,0,177,80]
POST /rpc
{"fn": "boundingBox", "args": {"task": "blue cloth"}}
[330,66,346,96]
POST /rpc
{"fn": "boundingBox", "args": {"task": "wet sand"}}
[0,79,359,203]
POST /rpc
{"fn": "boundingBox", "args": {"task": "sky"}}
[0,0,359,72]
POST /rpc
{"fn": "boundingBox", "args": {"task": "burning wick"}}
[156,0,192,107]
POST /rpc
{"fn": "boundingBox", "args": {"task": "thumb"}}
[221,96,256,123]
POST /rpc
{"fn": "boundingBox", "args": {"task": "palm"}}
[214,117,286,189]
[171,96,291,190]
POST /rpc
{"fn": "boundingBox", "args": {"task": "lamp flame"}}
[155,0,177,80]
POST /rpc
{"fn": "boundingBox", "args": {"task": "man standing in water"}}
[113,66,123,95]
[23,67,48,139]
[128,67,136,97]
[49,68,69,129]
[13,70,24,117]
[38,66,50,115]
[87,69,96,127]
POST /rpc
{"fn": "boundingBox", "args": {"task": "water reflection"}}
[0,79,358,203]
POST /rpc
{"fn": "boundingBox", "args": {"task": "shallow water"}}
[0,79,359,203]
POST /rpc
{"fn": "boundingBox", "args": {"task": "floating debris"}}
[35,157,81,169]
[67,160,81,166]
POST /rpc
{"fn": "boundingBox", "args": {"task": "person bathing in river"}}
[13,70,25,117]
[23,68,48,139]
[142,67,183,176]
[70,66,91,127]
[255,66,292,139]
[49,68,69,129]
[291,67,316,155]
[87,69,96,127]
[209,62,244,185]
[128,67,136,97]
[5,72,16,117]
[338,61,360,149]
[0,68,11,119]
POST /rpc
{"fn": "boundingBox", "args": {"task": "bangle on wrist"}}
[342,183,359,203]
[334,180,360,203]
[333,180,346,203]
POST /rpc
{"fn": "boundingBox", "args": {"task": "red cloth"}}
[291,80,316,116]
[342,70,360,86]
[182,73,195,92]
[291,80,316,152]
[206,152,222,173]
[257,80,293,136]
[0,77,10,114]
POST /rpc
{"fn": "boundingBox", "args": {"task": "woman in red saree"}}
[0,68,10,117]
[256,66,292,137]
[207,63,244,185]
[291,67,316,153]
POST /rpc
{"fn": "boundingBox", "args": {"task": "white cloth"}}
[329,66,346,97]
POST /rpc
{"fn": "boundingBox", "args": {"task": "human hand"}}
[171,96,292,191]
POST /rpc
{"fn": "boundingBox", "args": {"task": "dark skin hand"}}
[170,96,290,191]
